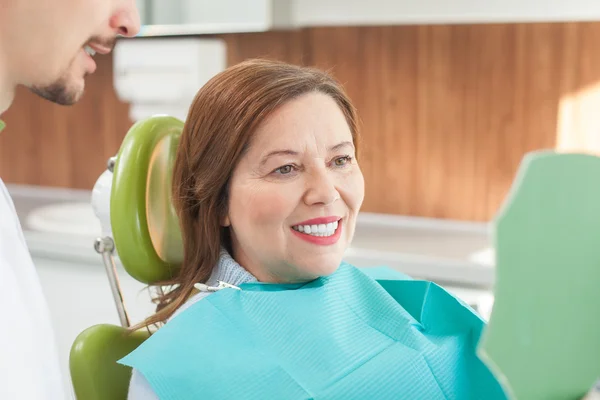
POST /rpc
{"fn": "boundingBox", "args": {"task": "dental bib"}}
[120,263,506,399]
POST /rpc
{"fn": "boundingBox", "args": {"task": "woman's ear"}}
[221,215,231,227]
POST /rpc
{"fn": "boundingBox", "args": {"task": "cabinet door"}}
[182,0,270,28]
[137,0,272,30]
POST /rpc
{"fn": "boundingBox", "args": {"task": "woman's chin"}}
[297,254,344,278]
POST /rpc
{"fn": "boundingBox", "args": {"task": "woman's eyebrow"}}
[330,141,354,152]
[259,149,299,167]
[259,141,354,166]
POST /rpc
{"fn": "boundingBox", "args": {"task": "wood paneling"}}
[0,54,133,189]
[223,30,309,65]
[2,23,600,221]
[555,23,600,154]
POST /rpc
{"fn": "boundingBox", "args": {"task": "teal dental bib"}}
[120,263,506,399]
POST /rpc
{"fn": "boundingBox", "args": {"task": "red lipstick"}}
[293,216,341,226]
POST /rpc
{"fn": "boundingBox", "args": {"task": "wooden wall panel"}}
[555,23,600,154]
[0,54,133,189]
[2,23,600,221]
[222,30,309,65]
[303,24,568,220]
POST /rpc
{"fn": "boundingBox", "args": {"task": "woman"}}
[123,59,506,399]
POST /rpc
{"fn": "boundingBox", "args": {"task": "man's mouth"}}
[84,40,114,56]
[83,45,97,57]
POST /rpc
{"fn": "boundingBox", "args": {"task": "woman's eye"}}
[275,165,294,175]
[334,156,352,167]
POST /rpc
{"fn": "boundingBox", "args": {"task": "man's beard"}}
[29,75,84,106]
[29,35,114,106]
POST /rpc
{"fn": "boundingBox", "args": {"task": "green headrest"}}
[110,115,184,284]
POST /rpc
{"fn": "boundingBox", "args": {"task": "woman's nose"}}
[304,170,340,206]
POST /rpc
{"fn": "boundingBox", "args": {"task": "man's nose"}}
[110,0,141,37]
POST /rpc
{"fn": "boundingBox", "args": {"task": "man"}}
[0,1,140,398]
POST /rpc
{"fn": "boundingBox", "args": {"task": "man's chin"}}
[29,79,85,106]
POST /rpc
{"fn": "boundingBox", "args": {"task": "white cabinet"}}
[136,0,273,35]
[181,0,270,28]
[289,0,600,26]
[135,0,600,37]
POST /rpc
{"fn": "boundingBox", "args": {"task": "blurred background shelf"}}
[9,183,496,325]
[8,183,495,288]
[134,0,600,38]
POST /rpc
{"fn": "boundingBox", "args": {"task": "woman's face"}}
[224,92,365,283]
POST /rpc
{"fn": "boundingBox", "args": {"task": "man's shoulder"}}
[0,179,66,399]
[0,179,23,232]
[0,179,25,240]
[0,178,19,218]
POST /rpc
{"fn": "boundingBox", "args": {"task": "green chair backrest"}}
[111,115,185,284]
[70,115,185,400]
[478,151,600,399]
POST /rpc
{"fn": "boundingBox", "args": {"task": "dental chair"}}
[69,114,600,400]
[69,115,184,400]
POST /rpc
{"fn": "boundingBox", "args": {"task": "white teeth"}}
[84,45,96,57]
[292,220,341,237]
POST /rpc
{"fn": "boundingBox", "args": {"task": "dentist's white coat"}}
[0,179,65,399]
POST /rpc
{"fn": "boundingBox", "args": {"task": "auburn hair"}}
[136,59,360,329]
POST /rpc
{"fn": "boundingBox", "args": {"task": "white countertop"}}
[7,183,496,312]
